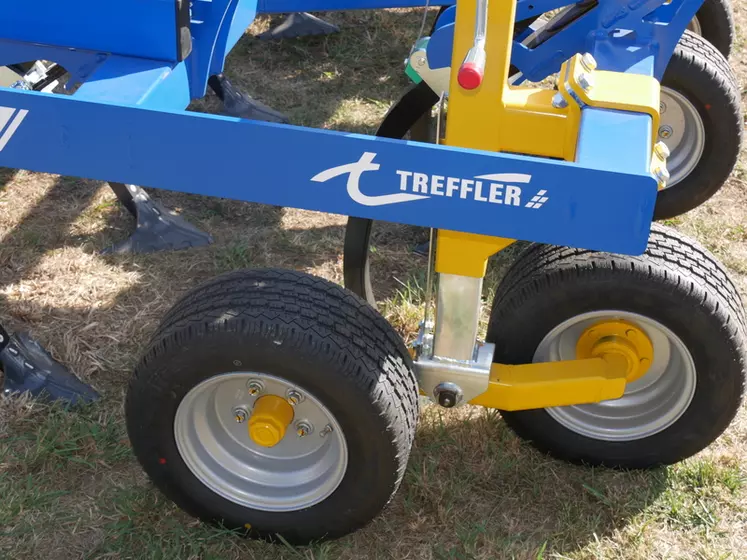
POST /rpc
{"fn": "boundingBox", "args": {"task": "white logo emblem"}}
[0,106,28,152]
[525,190,549,209]
[312,152,549,209]
[312,152,427,206]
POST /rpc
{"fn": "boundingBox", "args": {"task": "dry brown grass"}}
[1,6,746,560]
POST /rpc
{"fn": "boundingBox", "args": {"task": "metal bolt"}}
[577,73,594,92]
[319,424,333,437]
[654,166,670,186]
[438,392,458,407]
[296,421,313,437]
[415,55,426,67]
[658,125,673,139]
[246,379,264,396]
[433,382,463,409]
[580,53,598,72]
[287,389,304,405]
[654,141,671,160]
[659,101,667,114]
[233,406,248,424]
[551,92,568,109]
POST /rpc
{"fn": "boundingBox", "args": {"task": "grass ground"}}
[1,7,746,560]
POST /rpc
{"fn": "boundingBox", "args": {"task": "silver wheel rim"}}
[658,87,706,188]
[687,15,702,36]
[174,372,348,512]
[535,311,697,441]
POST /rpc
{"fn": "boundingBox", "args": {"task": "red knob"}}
[457,62,483,90]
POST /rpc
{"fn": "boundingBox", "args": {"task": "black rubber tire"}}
[126,268,419,544]
[486,224,747,469]
[655,31,742,220]
[692,0,734,58]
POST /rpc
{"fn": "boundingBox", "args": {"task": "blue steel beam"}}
[0,0,181,62]
[0,87,656,255]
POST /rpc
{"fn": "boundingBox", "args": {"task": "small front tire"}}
[126,268,419,543]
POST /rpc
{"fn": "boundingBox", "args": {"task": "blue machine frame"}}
[0,0,702,256]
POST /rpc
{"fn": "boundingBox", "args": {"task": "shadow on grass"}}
[343,406,670,559]
[0,167,18,193]
[0,173,347,391]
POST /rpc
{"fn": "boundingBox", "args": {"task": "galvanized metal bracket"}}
[408,41,451,96]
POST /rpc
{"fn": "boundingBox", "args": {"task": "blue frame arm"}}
[0,87,656,255]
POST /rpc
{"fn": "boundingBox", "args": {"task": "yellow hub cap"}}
[576,320,654,382]
[248,395,294,447]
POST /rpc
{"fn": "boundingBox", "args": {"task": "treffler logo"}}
[312,152,549,209]
[0,106,28,152]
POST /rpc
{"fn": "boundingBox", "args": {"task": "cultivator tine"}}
[104,183,213,255]
[208,74,289,124]
[0,326,99,406]
[257,12,339,41]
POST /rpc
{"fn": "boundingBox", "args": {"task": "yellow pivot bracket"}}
[557,53,661,149]
[556,53,669,187]
[470,321,654,410]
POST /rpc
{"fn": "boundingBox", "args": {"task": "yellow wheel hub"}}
[248,395,294,447]
[576,320,654,382]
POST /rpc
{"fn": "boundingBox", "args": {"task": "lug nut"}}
[296,421,313,437]
[552,92,568,109]
[658,125,673,139]
[233,406,248,424]
[319,424,333,437]
[577,73,594,92]
[580,53,597,72]
[246,379,264,396]
[287,389,304,405]
[654,141,670,160]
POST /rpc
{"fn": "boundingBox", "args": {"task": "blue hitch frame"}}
[0,0,693,255]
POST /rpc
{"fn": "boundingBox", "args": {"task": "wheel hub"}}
[576,320,653,382]
[174,372,348,512]
[657,87,705,187]
[536,310,697,441]
[248,395,294,447]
